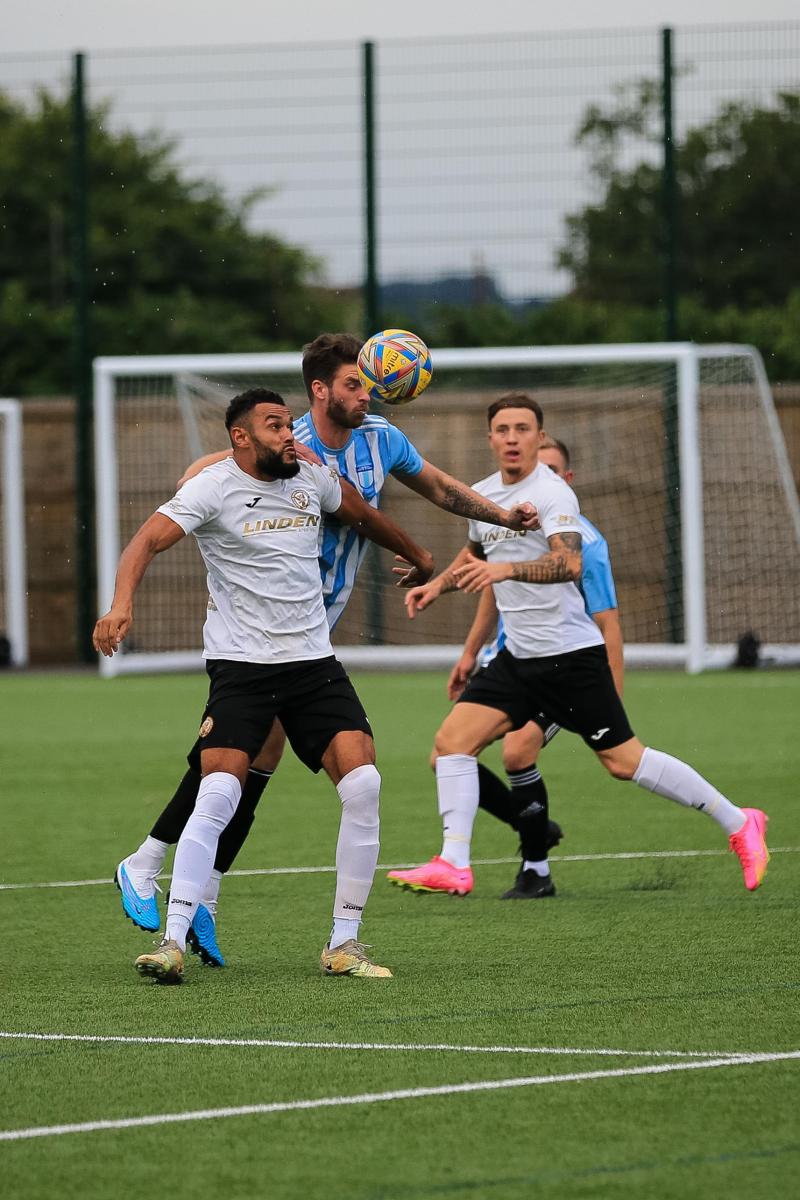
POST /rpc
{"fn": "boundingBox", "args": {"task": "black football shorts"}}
[188,656,372,773]
[458,645,633,751]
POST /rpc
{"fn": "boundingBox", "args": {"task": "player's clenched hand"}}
[505,502,539,531]
[92,607,132,657]
[447,652,476,701]
[404,579,442,619]
[453,553,511,594]
[392,553,434,589]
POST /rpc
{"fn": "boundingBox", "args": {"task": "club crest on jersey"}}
[291,489,310,510]
[199,716,214,738]
[356,465,374,492]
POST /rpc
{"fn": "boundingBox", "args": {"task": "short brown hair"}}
[301,332,362,399]
[487,392,544,429]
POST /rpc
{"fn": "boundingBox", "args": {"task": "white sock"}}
[330,917,361,947]
[437,754,479,869]
[523,859,550,877]
[201,868,222,916]
[331,765,381,947]
[128,835,168,875]
[633,747,745,836]
[165,772,241,949]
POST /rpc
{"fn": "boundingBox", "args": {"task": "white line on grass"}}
[2,846,798,891]
[2,1051,798,1143]
[0,1031,739,1058]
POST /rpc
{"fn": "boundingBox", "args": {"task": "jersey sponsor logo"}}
[590,727,610,741]
[555,513,575,524]
[244,497,261,509]
[199,716,214,738]
[290,489,310,510]
[242,513,321,536]
[483,528,527,545]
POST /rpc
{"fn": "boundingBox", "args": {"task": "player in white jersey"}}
[387,392,770,901]
[115,333,538,966]
[429,435,623,898]
[94,387,437,983]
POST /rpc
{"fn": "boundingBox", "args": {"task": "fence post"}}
[362,41,380,337]
[661,27,678,341]
[71,51,94,662]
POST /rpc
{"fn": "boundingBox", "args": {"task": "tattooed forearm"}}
[440,483,506,524]
[510,532,582,584]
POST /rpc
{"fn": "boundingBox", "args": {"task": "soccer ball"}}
[357,329,432,405]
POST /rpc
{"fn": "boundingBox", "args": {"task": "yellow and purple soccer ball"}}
[357,329,433,405]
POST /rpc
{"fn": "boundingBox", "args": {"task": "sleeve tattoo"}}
[510,532,582,584]
[441,483,504,523]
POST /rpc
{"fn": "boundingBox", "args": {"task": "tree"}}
[0,90,343,394]
[559,84,800,310]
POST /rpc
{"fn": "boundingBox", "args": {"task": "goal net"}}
[0,399,28,667]
[94,344,800,677]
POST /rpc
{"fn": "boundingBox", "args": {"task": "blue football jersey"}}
[482,514,617,664]
[293,411,424,628]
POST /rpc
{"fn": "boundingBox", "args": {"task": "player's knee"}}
[434,725,469,758]
[338,764,380,833]
[503,736,541,773]
[194,771,242,834]
[599,752,637,781]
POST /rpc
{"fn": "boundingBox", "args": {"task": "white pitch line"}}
[2,1051,799,1143]
[1,846,798,891]
[0,1031,737,1059]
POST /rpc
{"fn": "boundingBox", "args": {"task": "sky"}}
[5,0,800,54]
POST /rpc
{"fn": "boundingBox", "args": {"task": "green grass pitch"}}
[1,669,798,1199]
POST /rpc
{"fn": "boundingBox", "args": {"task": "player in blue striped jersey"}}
[444,435,624,899]
[116,333,538,963]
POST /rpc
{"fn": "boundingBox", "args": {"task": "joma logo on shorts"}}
[243,514,320,535]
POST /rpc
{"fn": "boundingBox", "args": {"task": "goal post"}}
[0,399,28,667]
[93,343,800,677]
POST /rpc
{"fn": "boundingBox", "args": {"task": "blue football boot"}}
[186,903,225,967]
[115,857,161,933]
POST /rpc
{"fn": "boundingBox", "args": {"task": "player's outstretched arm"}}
[398,461,539,531]
[593,607,624,698]
[334,482,434,587]
[447,586,499,701]
[453,531,583,593]
[93,513,186,656]
[177,450,230,488]
[404,542,485,620]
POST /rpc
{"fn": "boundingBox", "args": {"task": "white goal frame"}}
[94,343,800,677]
[0,399,28,667]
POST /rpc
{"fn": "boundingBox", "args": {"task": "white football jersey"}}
[467,462,604,659]
[157,457,342,665]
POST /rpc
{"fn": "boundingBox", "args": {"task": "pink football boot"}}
[729,808,769,890]
[387,856,473,896]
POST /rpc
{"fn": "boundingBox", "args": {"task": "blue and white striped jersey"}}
[292,411,425,628]
[481,514,617,664]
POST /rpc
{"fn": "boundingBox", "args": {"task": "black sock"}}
[477,762,518,827]
[149,767,201,844]
[214,769,273,873]
[508,762,550,864]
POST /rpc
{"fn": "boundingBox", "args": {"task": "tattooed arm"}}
[404,541,485,619]
[453,532,583,593]
[397,462,539,531]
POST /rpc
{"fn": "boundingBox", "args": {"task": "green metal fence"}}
[1,21,798,659]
